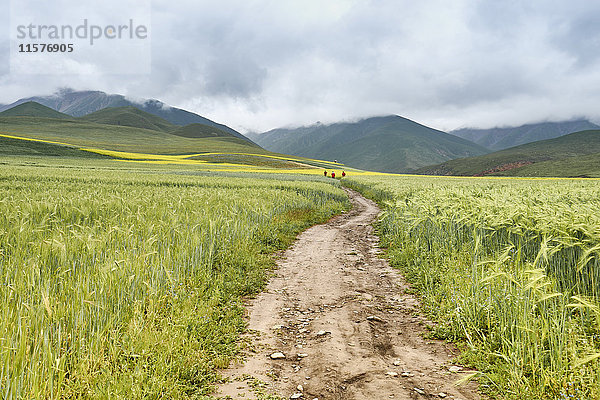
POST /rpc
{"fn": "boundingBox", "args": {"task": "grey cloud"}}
[2,0,600,133]
[203,56,267,97]
[0,0,8,77]
[434,67,540,107]
[551,13,600,69]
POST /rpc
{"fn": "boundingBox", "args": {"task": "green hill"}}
[417,130,600,177]
[79,106,178,132]
[450,120,599,151]
[250,116,489,173]
[0,101,72,119]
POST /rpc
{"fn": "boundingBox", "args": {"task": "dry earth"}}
[213,189,481,400]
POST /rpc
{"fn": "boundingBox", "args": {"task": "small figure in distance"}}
[324,170,328,177]
[331,172,336,179]
[342,171,346,177]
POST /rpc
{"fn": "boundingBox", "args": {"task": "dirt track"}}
[215,189,480,400]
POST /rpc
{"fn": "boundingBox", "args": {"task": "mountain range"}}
[0,88,252,144]
[248,116,488,173]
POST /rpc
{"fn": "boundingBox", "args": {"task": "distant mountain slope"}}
[0,101,71,119]
[506,153,600,178]
[79,106,178,132]
[0,89,254,144]
[451,119,599,151]
[417,130,600,177]
[170,123,244,139]
[251,115,489,173]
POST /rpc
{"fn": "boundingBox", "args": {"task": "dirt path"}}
[214,189,480,400]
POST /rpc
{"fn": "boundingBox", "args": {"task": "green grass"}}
[79,106,178,132]
[187,153,307,168]
[0,135,110,158]
[345,175,600,399]
[418,130,600,177]
[0,162,349,399]
[169,123,245,140]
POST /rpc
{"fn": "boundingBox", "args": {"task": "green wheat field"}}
[2,153,600,399]
[346,175,600,399]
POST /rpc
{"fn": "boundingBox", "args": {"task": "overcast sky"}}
[1,0,600,133]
